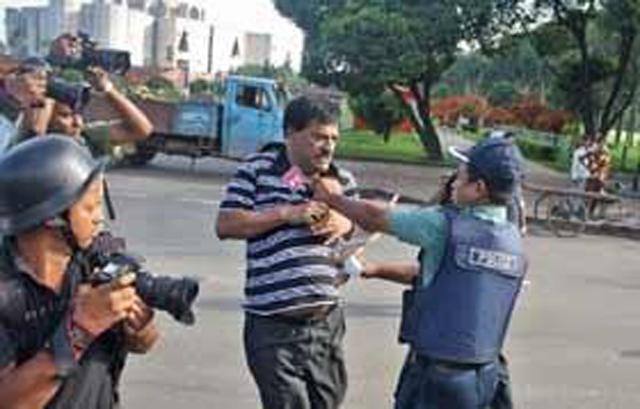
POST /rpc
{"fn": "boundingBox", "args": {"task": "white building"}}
[78,0,155,67]
[5,7,51,57]
[4,0,303,74]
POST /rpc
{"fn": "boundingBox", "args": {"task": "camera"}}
[436,172,458,205]
[48,32,131,75]
[86,232,200,325]
[46,77,91,112]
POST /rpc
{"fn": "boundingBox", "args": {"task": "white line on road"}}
[178,198,221,206]
[112,191,222,206]
[114,191,149,199]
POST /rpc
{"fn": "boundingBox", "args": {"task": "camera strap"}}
[103,179,116,220]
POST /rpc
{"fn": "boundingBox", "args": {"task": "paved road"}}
[105,156,640,409]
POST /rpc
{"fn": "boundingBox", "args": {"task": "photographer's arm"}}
[103,87,153,143]
[88,68,152,143]
[0,354,62,409]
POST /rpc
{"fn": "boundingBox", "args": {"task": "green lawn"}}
[338,127,640,173]
[336,130,430,164]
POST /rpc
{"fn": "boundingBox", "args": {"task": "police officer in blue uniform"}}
[314,137,527,408]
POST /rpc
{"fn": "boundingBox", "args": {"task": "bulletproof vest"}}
[397,250,422,345]
[412,208,526,364]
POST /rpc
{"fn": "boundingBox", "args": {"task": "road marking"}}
[112,191,222,206]
[178,198,221,206]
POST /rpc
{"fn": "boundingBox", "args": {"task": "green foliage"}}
[232,63,277,78]
[273,0,522,159]
[487,81,519,107]
[521,0,640,136]
[432,83,452,99]
[336,129,428,164]
[516,137,558,162]
[144,76,182,101]
[349,90,405,142]
[189,78,212,96]
[58,68,85,82]
[441,38,547,101]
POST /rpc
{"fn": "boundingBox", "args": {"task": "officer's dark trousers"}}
[489,354,513,409]
[394,353,499,409]
[244,306,347,409]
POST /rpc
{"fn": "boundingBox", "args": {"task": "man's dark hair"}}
[283,94,339,136]
[466,165,512,206]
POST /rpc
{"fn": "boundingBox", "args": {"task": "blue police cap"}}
[448,138,521,195]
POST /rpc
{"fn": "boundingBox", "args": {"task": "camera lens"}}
[134,272,200,325]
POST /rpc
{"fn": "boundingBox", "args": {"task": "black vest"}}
[0,241,127,409]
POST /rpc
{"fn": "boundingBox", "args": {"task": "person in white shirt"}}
[571,136,594,188]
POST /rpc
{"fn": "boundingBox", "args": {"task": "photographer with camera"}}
[47,64,153,157]
[47,33,152,155]
[3,33,153,157]
[0,135,159,409]
[0,57,51,151]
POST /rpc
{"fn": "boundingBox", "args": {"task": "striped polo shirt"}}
[219,145,357,316]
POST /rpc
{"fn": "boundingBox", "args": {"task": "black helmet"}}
[0,134,106,235]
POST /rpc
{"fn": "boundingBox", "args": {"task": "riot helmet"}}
[0,134,106,235]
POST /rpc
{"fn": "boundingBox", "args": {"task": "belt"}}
[272,304,337,324]
[412,351,490,371]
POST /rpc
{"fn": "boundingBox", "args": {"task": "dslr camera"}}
[86,232,200,325]
[49,32,131,75]
[15,57,92,112]
[46,77,92,112]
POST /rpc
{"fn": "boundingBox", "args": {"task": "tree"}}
[349,89,405,142]
[487,81,519,107]
[514,0,640,139]
[274,0,520,160]
[189,78,212,96]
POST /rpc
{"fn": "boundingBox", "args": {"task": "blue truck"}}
[121,75,286,165]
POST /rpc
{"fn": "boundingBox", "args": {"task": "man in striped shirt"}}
[216,95,356,409]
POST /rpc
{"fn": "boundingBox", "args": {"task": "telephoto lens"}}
[91,252,200,326]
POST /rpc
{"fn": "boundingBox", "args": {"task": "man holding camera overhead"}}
[0,135,160,409]
[45,33,152,157]
[0,33,153,157]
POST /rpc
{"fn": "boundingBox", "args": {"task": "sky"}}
[0,0,301,44]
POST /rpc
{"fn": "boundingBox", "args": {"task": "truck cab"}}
[124,75,285,165]
[221,75,285,158]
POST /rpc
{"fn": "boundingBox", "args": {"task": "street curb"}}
[526,216,640,241]
[335,154,456,168]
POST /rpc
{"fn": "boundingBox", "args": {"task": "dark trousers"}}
[244,306,347,409]
[394,353,499,409]
[489,354,513,409]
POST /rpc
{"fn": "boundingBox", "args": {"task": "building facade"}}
[4,0,302,75]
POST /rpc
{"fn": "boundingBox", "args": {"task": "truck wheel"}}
[126,148,157,166]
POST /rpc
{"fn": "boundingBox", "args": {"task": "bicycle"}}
[545,194,587,238]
